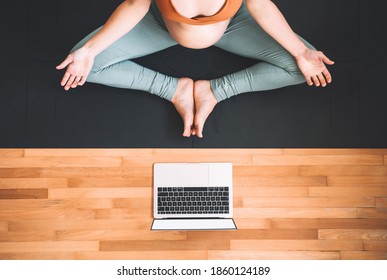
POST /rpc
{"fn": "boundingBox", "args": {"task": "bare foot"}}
[193,80,218,138]
[171,78,194,137]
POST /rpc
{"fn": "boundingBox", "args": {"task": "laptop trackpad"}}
[151,219,237,230]
[178,164,208,187]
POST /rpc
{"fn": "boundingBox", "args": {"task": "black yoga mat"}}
[1,0,386,148]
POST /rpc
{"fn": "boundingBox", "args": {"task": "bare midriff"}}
[160,0,231,49]
[164,20,230,49]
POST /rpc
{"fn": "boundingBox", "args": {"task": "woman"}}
[57,0,334,138]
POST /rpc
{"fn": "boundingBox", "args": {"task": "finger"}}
[56,55,73,70]
[71,76,82,88]
[305,76,313,86]
[60,72,71,87]
[317,73,327,87]
[320,53,335,65]
[65,75,76,90]
[78,76,87,86]
[322,69,332,83]
[312,76,320,87]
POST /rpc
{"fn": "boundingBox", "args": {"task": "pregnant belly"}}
[164,20,230,49]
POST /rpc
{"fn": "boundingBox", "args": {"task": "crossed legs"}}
[69,2,313,138]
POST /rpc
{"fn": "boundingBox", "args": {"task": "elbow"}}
[141,0,152,10]
[125,0,152,12]
[246,0,271,11]
[246,0,273,21]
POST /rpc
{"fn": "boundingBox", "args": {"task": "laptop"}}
[151,162,237,230]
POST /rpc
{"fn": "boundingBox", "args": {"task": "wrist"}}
[291,43,308,58]
[81,42,99,57]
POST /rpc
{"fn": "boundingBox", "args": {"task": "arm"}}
[56,0,152,90]
[246,0,334,87]
[82,0,151,57]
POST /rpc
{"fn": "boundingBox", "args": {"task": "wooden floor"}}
[0,148,386,260]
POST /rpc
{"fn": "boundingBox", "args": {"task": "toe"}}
[182,124,192,137]
[195,123,204,138]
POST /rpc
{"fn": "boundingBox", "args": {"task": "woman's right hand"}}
[56,47,95,91]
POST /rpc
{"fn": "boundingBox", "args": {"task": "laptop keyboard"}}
[157,187,230,215]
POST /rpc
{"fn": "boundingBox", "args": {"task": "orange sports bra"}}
[156,0,243,25]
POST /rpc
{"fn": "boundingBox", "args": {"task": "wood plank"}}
[0,241,99,253]
[235,208,357,219]
[230,239,362,251]
[253,155,383,166]
[0,149,24,157]
[357,208,387,219]
[24,148,154,157]
[243,197,374,208]
[271,218,387,229]
[233,197,244,208]
[94,209,151,219]
[234,187,308,197]
[309,187,387,197]
[319,229,387,240]
[233,166,299,177]
[9,219,153,232]
[154,149,283,156]
[0,189,48,199]
[0,199,114,210]
[57,230,187,241]
[0,221,8,232]
[208,250,340,260]
[341,251,387,260]
[0,178,67,189]
[283,149,387,155]
[187,229,318,240]
[300,166,387,176]
[0,252,76,260]
[0,168,41,178]
[0,157,122,168]
[100,240,227,251]
[235,176,326,187]
[39,167,152,178]
[363,240,387,251]
[0,231,54,242]
[122,154,253,167]
[48,187,151,199]
[67,198,114,209]
[327,176,387,187]
[76,250,208,260]
[68,177,151,188]
[233,218,271,229]
[376,198,387,207]
[113,198,152,209]
[0,207,95,221]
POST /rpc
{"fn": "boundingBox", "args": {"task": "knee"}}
[281,59,305,85]
[86,68,102,83]
[289,72,306,85]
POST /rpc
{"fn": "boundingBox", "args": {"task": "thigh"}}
[71,2,177,71]
[215,2,314,72]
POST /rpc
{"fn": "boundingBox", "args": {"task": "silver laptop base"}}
[151,218,237,230]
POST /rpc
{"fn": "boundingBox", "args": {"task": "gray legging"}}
[70,1,314,102]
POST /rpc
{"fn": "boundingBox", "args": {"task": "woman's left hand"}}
[295,48,335,87]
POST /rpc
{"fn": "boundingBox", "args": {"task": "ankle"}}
[172,78,193,103]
